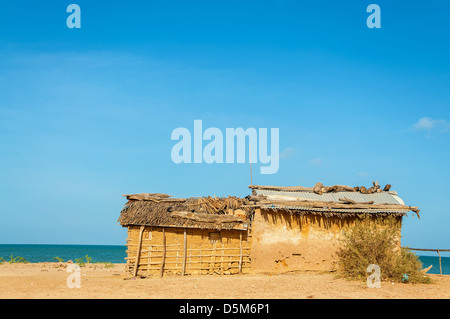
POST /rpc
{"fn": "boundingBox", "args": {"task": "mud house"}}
[248,182,420,273]
[118,193,254,277]
[117,182,419,277]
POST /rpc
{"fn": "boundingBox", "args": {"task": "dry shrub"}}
[337,214,431,284]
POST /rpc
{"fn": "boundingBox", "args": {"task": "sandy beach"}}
[0,262,448,299]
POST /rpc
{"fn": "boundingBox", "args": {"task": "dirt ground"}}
[0,263,448,299]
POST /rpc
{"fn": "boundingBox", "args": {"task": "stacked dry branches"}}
[188,196,252,216]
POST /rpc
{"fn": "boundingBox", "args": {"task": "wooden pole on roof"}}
[133,225,145,277]
[182,228,187,276]
[160,227,166,277]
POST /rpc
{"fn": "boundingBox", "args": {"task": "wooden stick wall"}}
[126,227,251,277]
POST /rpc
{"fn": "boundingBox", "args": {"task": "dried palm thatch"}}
[260,206,409,219]
[117,195,253,230]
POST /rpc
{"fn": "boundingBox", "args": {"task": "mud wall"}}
[250,209,402,273]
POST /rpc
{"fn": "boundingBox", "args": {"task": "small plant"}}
[0,257,5,264]
[53,256,65,263]
[75,254,93,266]
[73,254,114,268]
[85,254,92,264]
[75,257,86,266]
[7,255,29,264]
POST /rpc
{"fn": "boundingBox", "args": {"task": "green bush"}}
[4,255,29,264]
[393,248,431,283]
[337,214,431,284]
[75,254,94,266]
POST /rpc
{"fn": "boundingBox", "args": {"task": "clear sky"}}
[0,1,449,252]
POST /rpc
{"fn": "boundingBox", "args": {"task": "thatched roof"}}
[249,182,420,218]
[117,194,253,230]
[118,182,420,230]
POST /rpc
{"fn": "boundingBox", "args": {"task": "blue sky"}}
[0,1,449,253]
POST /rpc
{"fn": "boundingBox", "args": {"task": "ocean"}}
[0,244,448,275]
[417,255,450,275]
[0,244,127,264]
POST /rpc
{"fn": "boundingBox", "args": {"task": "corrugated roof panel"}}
[254,189,402,205]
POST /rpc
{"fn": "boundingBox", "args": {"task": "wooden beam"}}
[132,225,145,277]
[130,259,250,265]
[182,228,187,276]
[239,231,243,274]
[437,250,442,276]
[220,244,224,275]
[160,228,166,278]
[339,197,374,205]
[407,248,450,252]
[139,265,251,271]
[122,193,171,201]
[249,185,313,191]
[209,243,217,275]
[125,253,250,259]
[170,211,244,223]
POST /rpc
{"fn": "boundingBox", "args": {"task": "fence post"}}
[437,249,442,276]
[406,247,449,276]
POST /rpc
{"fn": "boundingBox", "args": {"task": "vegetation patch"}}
[0,255,29,264]
[337,215,431,284]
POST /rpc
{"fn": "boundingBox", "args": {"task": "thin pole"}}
[239,231,243,274]
[221,244,224,275]
[133,226,145,277]
[437,250,442,276]
[407,248,450,252]
[160,228,166,277]
[182,228,187,276]
[210,243,217,274]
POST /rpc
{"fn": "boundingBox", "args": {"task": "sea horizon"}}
[0,243,127,264]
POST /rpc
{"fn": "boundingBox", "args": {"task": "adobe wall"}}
[250,209,402,273]
[125,226,251,276]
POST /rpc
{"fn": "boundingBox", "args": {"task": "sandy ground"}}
[0,263,449,299]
